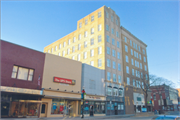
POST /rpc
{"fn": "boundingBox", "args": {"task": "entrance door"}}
[41,103,47,117]
[1,102,10,117]
[67,100,75,116]
[114,106,118,115]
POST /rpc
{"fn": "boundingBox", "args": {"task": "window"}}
[131,59,134,65]
[84,41,87,48]
[112,49,116,57]
[133,79,135,86]
[73,37,76,43]
[107,72,111,81]
[118,63,121,71]
[136,52,138,58]
[90,49,94,57]
[113,88,118,96]
[112,38,115,45]
[135,60,137,67]
[113,61,116,69]
[111,16,114,22]
[118,75,121,83]
[131,49,133,55]
[139,81,141,88]
[85,19,88,25]
[117,41,120,48]
[135,44,137,50]
[98,35,102,42]
[79,22,82,28]
[63,42,66,47]
[107,47,110,55]
[72,56,75,60]
[126,55,129,63]
[48,50,50,53]
[144,65,147,71]
[153,94,156,100]
[58,52,60,56]
[98,11,101,18]
[84,31,88,37]
[127,77,130,85]
[137,97,142,101]
[111,28,114,34]
[90,61,94,66]
[119,88,123,97]
[136,81,139,87]
[62,51,65,56]
[132,69,134,76]
[78,44,81,50]
[51,48,53,53]
[126,66,129,74]
[138,46,141,52]
[116,31,119,38]
[146,74,148,80]
[91,15,94,22]
[78,34,81,40]
[67,48,70,55]
[117,52,120,59]
[130,40,132,46]
[137,61,139,68]
[84,52,87,59]
[68,39,71,45]
[98,46,102,54]
[116,19,118,25]
[141,72,143,79]
[106,24,109,31]
[72,46,75,53]
[139,54,141,60]
[133,42,135,48]
[140,63,142,69]
[11,66,34,81]
[91,28,94,34]
[143,49,145,54]
[144,57,146,62]
[113,74,116,82]
[138,71,140,78]
[106,11,109,18]
[107,59,111,67]
[107,86,112,95]
[142,82,144,89]
[124,37,127,43]
[98,59,102,67]
[77,54,81,61]
[55,46,57,51]
[125,45,128,52]
[135,70,138,77]
[134,51,136,57]
[106,35,110,42]
[98,24,102,31]
[90,38,94,45]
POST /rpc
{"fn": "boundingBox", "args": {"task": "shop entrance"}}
[1,102,10,117]
[41,103,48,117]
[66,100,76,116]
[114,106,118,115]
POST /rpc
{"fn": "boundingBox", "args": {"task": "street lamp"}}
[81,86,85,118]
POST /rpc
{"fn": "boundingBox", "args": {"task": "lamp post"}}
[81,86,85,118]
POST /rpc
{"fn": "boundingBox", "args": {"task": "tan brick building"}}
[44,6,149,115]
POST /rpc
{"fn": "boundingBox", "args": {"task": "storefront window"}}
[119,88,123,97]
[51,99,65,114]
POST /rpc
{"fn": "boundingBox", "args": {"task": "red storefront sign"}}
[53,77,75,85]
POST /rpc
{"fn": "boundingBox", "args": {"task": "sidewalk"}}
[1,114,135,120]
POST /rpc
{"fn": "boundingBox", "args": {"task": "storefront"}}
[1,86,43,118]
[82,95,106,116]
[133,92,145,113]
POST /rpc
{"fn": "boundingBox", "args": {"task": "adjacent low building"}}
[1,40,45,118]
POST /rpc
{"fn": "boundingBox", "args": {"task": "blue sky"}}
[1,1,179,88]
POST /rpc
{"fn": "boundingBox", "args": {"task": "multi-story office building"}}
[44,5,149,115]
[121,27,149,114]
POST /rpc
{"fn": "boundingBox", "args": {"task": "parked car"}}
[152,115,180,120]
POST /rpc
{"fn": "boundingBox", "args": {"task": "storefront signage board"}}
[53,77,75,85]
[0,86,42,95]
[86,95,106,101]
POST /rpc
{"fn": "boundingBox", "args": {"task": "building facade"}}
[81,64,106,116]
[40,53,82,117]
[1,40,45,118]
[151,85,179,111]
[44,6,148,115]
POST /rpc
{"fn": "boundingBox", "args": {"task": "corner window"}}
[107,47,111,55]
[98,11,101,18]
[107,59,111,67]
[106,24,109,31]
[11,66,34,81]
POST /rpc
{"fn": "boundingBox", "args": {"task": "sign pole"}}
[81,89,85,118]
